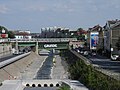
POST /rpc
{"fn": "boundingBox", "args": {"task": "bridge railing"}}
[8,38,77,42]
[0,39,9,43]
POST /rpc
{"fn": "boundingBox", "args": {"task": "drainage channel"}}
[27,52,60,90]
[34,52,54,79]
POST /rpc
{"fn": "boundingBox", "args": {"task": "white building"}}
[15,35,32,39]
[14,30,32,39]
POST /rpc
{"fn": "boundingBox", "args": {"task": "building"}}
[14,30,32,39]
[40,27,70,38]
[40,27,55,38]
[31,33,40,38]
[103,20,120,56]
[69,31,77,37]
[87,25,102,50]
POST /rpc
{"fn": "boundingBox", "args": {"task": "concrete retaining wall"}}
[0,52,40,82]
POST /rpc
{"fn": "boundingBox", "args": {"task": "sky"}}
[0,0,120,33]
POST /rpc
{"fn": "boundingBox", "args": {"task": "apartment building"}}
[103,20,120,55]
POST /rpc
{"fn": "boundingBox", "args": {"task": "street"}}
[0,54,19,62]
[89,54,120,73]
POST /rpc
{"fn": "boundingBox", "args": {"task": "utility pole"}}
[110,29,113,58]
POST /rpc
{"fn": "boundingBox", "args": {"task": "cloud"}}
[52,3,76,13]
[0,5,9,14]
[26,5,47,12]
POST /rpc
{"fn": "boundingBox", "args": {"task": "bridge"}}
[9,38,77,43]
[0,38,77,54]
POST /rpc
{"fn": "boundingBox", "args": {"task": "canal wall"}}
[0,52,41,82]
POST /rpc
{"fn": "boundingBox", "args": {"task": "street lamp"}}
[110,29,113,58]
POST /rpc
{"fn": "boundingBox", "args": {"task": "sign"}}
[2,29,5,33]
[0,34,8,38]
[44,44,57,48]
[90,32,99,50]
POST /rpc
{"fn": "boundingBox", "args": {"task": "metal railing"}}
[0,52,30,69]
[7,38,77,42]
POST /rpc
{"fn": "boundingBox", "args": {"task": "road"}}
[72,49,120,80]
[0,54,19,62]
[51,55,68,79]
[89,54,120,73]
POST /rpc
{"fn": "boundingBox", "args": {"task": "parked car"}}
[92,52,96,56]
[116,55,120,61]
[111,55,119,60]
[83,51,89,56]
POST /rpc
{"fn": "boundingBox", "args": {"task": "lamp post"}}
[110,29,113,58]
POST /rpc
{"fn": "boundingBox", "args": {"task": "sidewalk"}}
[51,55,68,79]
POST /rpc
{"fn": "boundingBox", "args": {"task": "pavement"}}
[82,53,120,80]
[89,54,120,73]
[51,55,68,80]
[0,54,17,62]
[19,55,47,80]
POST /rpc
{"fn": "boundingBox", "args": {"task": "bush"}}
[58,82,70,90]
[61,50,120,90]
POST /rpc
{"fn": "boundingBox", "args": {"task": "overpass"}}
[8,38,77,54]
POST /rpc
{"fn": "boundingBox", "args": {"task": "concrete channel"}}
[0,51,46,82]
[34,52,54,79]
[0,50,89,90]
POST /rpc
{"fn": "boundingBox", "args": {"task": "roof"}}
[88,25,102,32]
[108,19,120,25]
[15,32,30,36]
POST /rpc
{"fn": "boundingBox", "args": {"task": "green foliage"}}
[62,50,120,90]
[0,26,15,38]
[8,31,15,38]
[58,86,70,90]
[0,26,8,33]
[77,28,83,32]
[58,82,70,90]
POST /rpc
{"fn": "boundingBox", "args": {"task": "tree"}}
[0,26,8,33]
[116,37,120,50]
[8,31,15,38]
[76,28,87,41]
[0,26,15,38]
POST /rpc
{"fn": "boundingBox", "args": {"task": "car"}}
[111,55,119,60]
[92,52,96,56]
[77,49,80,53]
[116,55,120,61]
[80,51,84,54]
[83,51,89,56]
